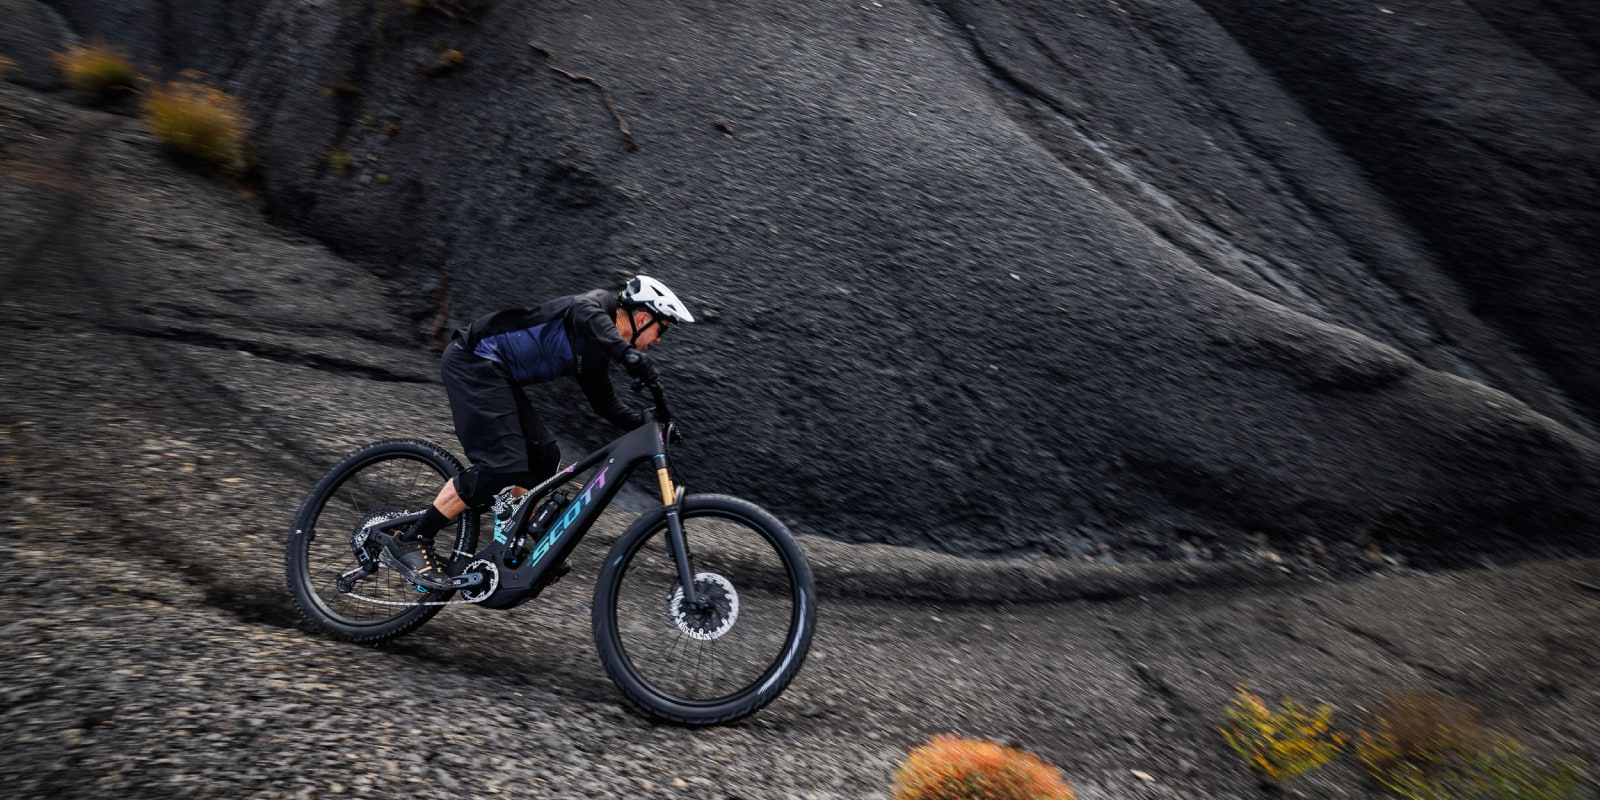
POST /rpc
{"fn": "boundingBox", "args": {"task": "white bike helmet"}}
[619,275,695,323]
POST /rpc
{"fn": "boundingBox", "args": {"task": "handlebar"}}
[632,377,672,426]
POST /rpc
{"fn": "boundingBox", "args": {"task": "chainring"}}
[458,559,500,603]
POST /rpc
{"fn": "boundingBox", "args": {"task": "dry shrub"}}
[141,76,247,173]
[1356,687,1493,778]
[0,56,16,81]
[1357,689,1585,799]
[419,48,466,77]
[1221,685,1348,782]
[1373,739,1585,800]
[893,735,1076,800]
[52,40,138,100]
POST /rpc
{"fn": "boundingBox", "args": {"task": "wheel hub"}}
[668,573,739,640]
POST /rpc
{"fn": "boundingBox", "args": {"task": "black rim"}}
[300,451,466,625]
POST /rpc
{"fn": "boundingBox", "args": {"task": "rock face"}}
[17,0,1600,561]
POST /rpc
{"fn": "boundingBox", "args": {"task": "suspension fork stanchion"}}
[653,452,698,606]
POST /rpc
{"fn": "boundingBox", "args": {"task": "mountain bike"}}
[284,378,816,726]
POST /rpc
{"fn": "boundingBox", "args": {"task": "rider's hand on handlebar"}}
[623,350,659,384]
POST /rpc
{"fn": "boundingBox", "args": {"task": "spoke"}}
[692,638,706,700]
[299,452,461,623]
[608,511,803,706]
[380,461,397,508]
[400,464,419,512]
[669,630,691,673]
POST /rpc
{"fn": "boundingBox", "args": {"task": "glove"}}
[623,350,659,382]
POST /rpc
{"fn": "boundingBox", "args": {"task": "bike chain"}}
[341,589,481,608]
[342,548,492,607]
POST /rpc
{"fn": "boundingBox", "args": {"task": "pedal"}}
[377,548,455,592]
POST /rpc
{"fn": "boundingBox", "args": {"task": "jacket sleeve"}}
[571,291,635,362]
[578,364,644,430]
[570,290,643,429]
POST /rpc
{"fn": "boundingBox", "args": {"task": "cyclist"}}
[381,275,695,590]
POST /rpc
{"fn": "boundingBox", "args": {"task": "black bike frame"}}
[469,391,694,609]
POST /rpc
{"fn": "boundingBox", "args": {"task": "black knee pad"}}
[454,443,562,510]
[529,440,561,482]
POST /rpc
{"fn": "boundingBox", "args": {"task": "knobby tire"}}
[593,494,816,726]
[285,439,478,643]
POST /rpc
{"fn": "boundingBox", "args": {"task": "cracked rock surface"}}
[15,0,1600,560]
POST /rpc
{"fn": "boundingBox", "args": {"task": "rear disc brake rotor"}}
[352,508,408,549]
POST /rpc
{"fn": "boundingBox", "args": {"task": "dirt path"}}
[2,85,1596,800]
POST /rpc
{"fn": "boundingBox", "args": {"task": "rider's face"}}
[622,309,667,350]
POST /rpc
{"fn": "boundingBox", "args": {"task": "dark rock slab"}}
[27,0,1600,562]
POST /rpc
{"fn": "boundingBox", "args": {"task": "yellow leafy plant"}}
[52,40,139,101]
[141,75,248,173]
[1220,685,1348,782]
[893,735,1076,800]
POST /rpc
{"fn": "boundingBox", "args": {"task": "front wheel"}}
[594,494,816,726]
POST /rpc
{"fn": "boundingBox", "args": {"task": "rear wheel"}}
[593,494,816,726]
[285,439,478,643]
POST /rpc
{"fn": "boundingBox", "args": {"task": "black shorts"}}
[440,338,555,475]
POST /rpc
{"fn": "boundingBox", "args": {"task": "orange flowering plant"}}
[893,734,1076,800]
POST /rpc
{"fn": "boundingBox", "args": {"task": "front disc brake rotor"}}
[667,573,739,640]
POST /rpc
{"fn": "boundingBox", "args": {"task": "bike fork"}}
[654,454,698,606]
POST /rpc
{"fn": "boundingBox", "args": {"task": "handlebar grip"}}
[650,381,671,425]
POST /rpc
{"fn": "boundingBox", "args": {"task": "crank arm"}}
[403,571,482,594]
[448,572,485,589]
